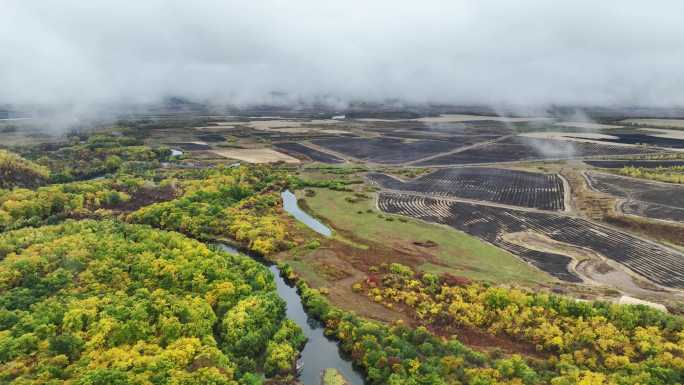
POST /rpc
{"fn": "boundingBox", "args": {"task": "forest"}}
[1,127,683,385]
[615,166,684,184]
[19,133,171,183]
[0,141,305,384]
[0,220,304,384]
[349,263,683,385]
[0,149,49,189]
[128,165,294,255]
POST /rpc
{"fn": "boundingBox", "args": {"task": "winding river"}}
[218,244,364,385]
[281,190,332,237]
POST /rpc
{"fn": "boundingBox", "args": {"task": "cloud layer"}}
[2,0,684,107]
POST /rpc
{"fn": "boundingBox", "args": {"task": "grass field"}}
[300,188,552,285]
[322,368,349,385]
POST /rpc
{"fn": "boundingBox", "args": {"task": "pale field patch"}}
[520,131,619,141]
[320,129,352,134]
[553,121,623,130]
[357,114,552,123]
[247,119,339,132]
[641,128,684,140]
[618,296,667,312]
[193,125,236,131]
[211,148,300,164]
[195,119,350,134]
[621,118,684,129]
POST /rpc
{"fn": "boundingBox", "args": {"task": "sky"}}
[2,0,684,108]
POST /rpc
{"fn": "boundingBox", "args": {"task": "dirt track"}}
[375,187,684,293]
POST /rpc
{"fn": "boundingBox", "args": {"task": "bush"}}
[306,240,321,250]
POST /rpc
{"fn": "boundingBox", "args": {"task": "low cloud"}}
[2,0,684,108]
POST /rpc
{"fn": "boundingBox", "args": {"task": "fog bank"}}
[2,1,684,108]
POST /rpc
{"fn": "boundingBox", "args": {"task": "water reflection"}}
[217,244,364,385]
[281,190,332,237]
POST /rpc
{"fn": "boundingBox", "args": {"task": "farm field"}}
[377,192,684,289]
[621,118,684,129]
[168,141,211,150]
[586,171,684,222]
[590,132,684,148]
[310,137,459,164]
[210,148,301,163]
[377,130,502,143]
[3,112,684,385]
[404,122,512,136]
[585,159,684,168]
[299,187,552,285]
[416,136,659,166]
[273,142,345,163]
[366,167,565,210]
[359,113,552,124]
[553,121,624,130]
[360,119,515,136]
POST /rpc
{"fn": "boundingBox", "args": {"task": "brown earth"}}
[605,214,684,249]
[282,206,558,357]
[105,184,179,213]
[560,168,617,219]
[433,325,550,360]
[558,165,684,249]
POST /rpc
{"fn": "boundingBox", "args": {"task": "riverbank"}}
[322,368,350,385]
[217,244,365,385]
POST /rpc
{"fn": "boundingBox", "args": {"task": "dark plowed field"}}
[367,168,565,210]
[378,192,684,288]
[586,172,684,222]
[362,120,514,136]
[168,142,211,150]
[584,160,684,168]
[195,133,226,142]
[380,131,501,144]
[411,121,515,135]
[311,137,457,164]
[416,137,659,166]
[589,133,684,149]
[273,142,344,164]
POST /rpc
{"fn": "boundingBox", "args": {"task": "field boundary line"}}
[403,135,515,166]
[557,172,574,213]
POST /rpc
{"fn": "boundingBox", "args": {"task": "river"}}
[281,190,332,237]
[218,244,364,385]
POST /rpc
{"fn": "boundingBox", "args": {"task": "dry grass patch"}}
[621,118,684,129]
[210,148,300,164]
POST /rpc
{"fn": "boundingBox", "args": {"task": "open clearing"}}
[301,188,552,285]
[210,148,300,163]
[246,119,342,132]
[197,119,351,134]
